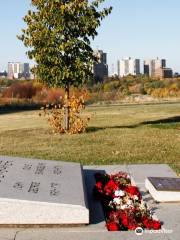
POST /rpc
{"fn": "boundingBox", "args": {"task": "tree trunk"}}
[65,84,70,131]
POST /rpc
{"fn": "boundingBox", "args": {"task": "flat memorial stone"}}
[145,177,180,202]
[0,156,89,225]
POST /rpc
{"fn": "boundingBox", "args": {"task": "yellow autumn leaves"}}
[41,90,90,134]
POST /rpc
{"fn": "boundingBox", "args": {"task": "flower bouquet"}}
[94,171,161,231]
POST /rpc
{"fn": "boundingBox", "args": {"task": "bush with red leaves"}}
[2,82,39,99]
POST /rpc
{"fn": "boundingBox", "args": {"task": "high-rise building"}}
[22,63,30,78]
[8,62,21,79]
[8,62,30,79]
[118,58,140,77]
[151,58,166,77]
[154,68,173,79]
[117,60,120,77]
[144,60,152,76]
[93,50,108,83]
[144,58,166,77]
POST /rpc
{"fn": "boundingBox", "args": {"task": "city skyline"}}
[0,55,175,77]
[0,0,180,74]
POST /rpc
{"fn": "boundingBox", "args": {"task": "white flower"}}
[116,205,122,210]
[134,195,139,201]
[115,190,125,197]
[108,200,114,208]
[113,197,122,205]
[127,199,133,206]
[121,204,129,209]
[139,202,146,210]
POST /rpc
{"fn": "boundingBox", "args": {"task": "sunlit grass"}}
[0,102,180,174]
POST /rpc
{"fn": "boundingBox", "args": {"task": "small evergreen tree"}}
[18,0,112,130]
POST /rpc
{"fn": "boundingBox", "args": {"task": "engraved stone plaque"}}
[147,177,180,191]
[145,177,180,202]
[0,156,89,225]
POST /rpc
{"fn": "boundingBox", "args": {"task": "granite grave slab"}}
[0,156,89,225]
[145,177,180,202]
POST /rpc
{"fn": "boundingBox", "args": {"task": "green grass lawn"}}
[0,102,180,174]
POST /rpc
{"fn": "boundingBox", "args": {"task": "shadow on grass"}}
[142,116,180,125]
[87,116,180,133]
[0,103,42,115]
[86,126,105,133]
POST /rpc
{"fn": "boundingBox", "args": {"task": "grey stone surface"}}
[127,164,177,187]
[0,156,89,224]
[0,162,179,240]
[15,229,170,240]
[0,228,19,240]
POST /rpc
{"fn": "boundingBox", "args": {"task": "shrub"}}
[2,82,39,99]
[41,90,90,134]
[42,88,64,103]
[103,81,120,92]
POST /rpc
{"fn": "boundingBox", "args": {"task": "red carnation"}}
[95,181,102,189]
[143,217,161,229]
[108,211,120,222]
[127,224,139,230]
[104,179,119,196]
[122,216,128,226]
[119,211,128,227]
[95,181,103,194]
[125,186,141,199]
[106,180,119,190]
[106,222,120,231]
[142,217,152,229]
[152,220,161,230]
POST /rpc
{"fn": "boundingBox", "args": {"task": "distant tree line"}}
[0,75,180,106]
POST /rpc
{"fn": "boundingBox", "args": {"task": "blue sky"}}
[0,0,180,74]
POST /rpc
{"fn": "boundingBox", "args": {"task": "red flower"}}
[95,181,103,194]
[93,171,161,232]
[108,211,121,222]
[142,217,151,229]
[152,220,161,230]
[104,179,119,196]
[127,224,139,230]
[122,216,128,226]
[106,180,119,190]
[142,217,161,230]
[119,210,129,227]
[125,186,141,199]
[106,222,120,231]
[95,181,102,189]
